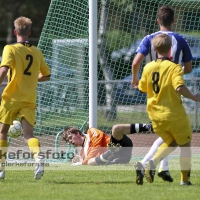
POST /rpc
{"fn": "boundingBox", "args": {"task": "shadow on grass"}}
[48,180,134,184]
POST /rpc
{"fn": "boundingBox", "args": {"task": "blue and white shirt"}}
[136,31,193,64]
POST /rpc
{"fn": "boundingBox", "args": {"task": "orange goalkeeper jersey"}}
[81,128,110,165]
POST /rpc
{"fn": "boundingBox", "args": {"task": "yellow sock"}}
[153,143,176,166]
[180,157,191,182]
[28,138,40,161]
[180,171,191,183]
[0,140,8,171]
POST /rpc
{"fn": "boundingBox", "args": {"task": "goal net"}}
[8,0,200,163]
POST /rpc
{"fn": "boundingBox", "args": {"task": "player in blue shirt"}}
[136,32,192,65]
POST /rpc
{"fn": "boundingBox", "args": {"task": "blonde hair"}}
[152,33,171,54]
[14,16,32,36]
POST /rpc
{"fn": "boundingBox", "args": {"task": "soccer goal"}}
[7,0,200,163]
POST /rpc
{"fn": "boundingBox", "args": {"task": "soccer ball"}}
[8,120,22,138]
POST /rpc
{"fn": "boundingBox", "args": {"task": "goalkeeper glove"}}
[107,142,121,153]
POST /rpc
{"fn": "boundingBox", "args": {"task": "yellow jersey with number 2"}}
[0,42,50,103]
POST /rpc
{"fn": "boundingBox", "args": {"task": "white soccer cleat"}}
[34,156,44,180]
[180,181,192,186]
[0,170,5,179]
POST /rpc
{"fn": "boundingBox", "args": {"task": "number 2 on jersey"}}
[23,54,33,76]
[152,72,160,93]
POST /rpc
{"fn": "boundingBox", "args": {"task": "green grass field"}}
[1,161,200,200]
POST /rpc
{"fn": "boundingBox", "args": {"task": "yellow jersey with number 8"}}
[138,58,186,121]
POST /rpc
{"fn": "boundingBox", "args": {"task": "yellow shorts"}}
[152,117,192,145]
[0,99,36,126]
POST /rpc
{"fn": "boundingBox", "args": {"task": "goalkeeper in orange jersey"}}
[63,123,156,166]
[0,16,50,180]
[63,125,133,165]
[138,33,200,185]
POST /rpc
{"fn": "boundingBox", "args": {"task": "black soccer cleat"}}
[158,171,173,182]
[144,160,156,183]
[134,161,144,185]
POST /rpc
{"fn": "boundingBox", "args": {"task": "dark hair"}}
[158,5,174,26]
[62,127,83,141]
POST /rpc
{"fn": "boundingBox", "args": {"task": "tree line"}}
[0,0,51,55]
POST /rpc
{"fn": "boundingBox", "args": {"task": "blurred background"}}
[0,0,51,55]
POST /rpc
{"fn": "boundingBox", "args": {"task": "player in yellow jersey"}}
[138,33,200,185]
[133,5,193,185]
[0,16,50,179]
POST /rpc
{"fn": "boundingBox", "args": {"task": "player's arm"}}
[131,53,145,88]
[38,73,50,82]
[132,36,150,88]
[38,53,51,82]
[173,66,200,101]
[87,157,98,165]
[0,67,8,85]
[138,64,148,93]
[181,38,193,74]
[82,145,104,165]
[182,61,192,74]
[177,85,200,101]
[0,45,13,85]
